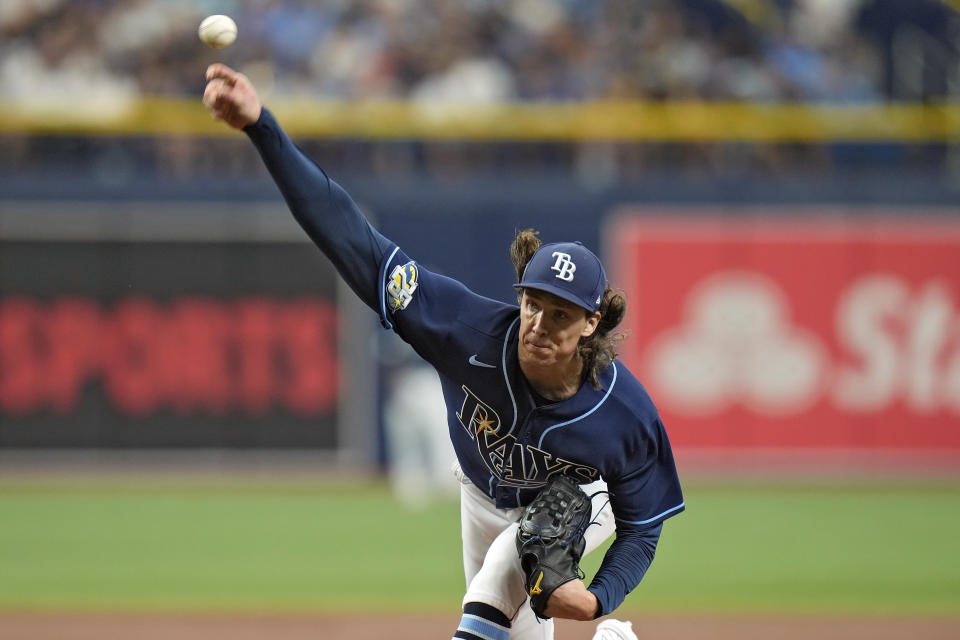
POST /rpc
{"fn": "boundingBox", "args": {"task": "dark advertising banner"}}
[0,241,340,449]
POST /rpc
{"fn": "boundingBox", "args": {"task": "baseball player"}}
[202,64,684,640]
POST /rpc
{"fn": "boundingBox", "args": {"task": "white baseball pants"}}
[455,464,617,640]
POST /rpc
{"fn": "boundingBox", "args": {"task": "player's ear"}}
[580,312,601,338]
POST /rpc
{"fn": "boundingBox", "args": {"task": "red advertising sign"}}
[0,297,338,417]
[607,214,960,450]
[0,240,342,449]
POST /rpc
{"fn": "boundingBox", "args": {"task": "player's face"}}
[518,290,600,368]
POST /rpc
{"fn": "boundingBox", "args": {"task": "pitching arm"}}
[203,63,394,313]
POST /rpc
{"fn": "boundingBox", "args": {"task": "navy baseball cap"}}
[514,241,607,313]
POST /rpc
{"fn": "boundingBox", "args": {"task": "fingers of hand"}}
[205,62,233,84]
[202,79,235,117]
[202,82,217,106]
[205,63,238,86]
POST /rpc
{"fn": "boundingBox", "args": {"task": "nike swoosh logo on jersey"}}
[468,354,497,368]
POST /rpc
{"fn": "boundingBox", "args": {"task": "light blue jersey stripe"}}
[484,319,520,500]
[501,317,519,435]
[458,614,510,640]
[378,246,401,329]
[537,361,618,448]
[619,501,685,525]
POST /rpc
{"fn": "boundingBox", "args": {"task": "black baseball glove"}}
[515,474,592,619]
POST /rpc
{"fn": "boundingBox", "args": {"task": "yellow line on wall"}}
[3,98,960,142]
[941,0,960,16]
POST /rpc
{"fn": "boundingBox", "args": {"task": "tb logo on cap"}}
[551,252,576,281]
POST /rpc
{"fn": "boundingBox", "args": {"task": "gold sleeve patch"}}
[387,261,419,311]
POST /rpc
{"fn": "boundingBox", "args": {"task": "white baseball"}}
[198,15,237,49]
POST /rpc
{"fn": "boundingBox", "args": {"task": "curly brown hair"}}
[509,228,627,389]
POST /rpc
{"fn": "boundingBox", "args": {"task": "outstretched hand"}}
[543,580,600,621]
[202,63,262,130]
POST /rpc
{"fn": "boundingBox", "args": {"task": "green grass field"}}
[1,476,958,615]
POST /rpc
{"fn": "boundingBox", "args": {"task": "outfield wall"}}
[1,183,958,463]
[0,203,376,461]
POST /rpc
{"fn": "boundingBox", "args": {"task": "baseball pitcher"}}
[202,64,684,640]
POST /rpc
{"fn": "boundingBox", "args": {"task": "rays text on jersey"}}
[457,385,599,487]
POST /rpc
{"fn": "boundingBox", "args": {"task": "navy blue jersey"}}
[246,108,684,615]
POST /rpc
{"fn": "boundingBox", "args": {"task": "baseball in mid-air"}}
[198,14,237,49]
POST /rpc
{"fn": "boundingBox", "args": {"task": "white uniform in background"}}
[384,364,458,507]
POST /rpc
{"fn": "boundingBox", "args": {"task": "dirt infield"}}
[1,613,957,640]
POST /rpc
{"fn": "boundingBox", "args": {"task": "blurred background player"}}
[382,340,458,508]
[202,63,684,640]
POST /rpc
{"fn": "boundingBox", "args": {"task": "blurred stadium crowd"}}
[1,0,958,183]
[2,0,956,102]
[7,0,960,101]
